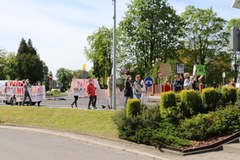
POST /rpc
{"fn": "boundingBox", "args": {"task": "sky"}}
[0,0,239,78]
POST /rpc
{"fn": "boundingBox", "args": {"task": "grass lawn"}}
[0,106,118,138]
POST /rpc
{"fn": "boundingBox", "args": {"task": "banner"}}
[70,79,100,97]
[0,80,45,102]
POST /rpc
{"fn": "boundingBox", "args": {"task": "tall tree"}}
[16,38,45,83]
[17,38,28,55]
[118,0,183,76]
[181,6,229,65]
[85,26,113,84]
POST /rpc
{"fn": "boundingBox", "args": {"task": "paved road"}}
[0,126,239,160]
[38,95,159,109]
[0,127,158,160]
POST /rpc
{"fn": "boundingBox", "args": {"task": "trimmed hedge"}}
[113,106,191,148]
[201,87,221,112]
[221,86,237,106]
[180,90,202,117]
[126,98,141,118]
[179,106,240,140]
[160,91,176,118]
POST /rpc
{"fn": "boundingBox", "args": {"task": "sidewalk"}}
[0,125,239,160]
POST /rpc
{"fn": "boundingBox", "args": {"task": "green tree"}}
[85,26,112,85]
[227,18,240,31]
[0,49,7,79]
[180,6,229,66]
[56,68,73,92]
[3,52,18,80]
[118,0,183,76]
[16,38,45,83]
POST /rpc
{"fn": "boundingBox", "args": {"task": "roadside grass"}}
[0,106,118,138]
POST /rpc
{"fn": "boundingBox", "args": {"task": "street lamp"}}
[232,0,240,8]
[112,0,117,110]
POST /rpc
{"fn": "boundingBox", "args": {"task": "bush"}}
[160,92,176,118]
[179,105,240,140]
[180,90,202,117]
[126,99,141,118]
[201,87,221,112]
[221,86,237,106]
[113,106,191,148]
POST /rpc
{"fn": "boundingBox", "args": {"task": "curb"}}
[0,125,172,160]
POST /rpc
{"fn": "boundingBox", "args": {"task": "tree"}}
[205,54,232,85]
[180,6,229,66]
[16,38,45,83]
[227,18,240,31]
[0,49,7,79]
[56,68,73,92]
[85,26,112,85]
[118,0,183,77]
[3,52,18,80]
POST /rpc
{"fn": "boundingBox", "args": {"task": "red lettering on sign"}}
[17,87,24,95]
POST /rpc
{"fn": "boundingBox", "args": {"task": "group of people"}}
[71,77,98,109]
[170,73,204,92]
[123,74,145,106]
[7,79,41,106]
[71,74,146,109]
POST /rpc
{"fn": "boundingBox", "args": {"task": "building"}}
[232,0,240,8]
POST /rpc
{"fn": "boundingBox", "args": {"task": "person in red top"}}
[164,78,172,92]
[87,78,97,110]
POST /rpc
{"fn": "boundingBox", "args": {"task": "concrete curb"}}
[0,125,173,160]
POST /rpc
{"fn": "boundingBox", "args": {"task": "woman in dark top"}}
[124,75,133,107]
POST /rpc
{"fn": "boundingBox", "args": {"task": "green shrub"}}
[113,106,191,148]
[46,90,61,97]
[221,86,237,106]
[180,90,202,117]
[201,87,221,112]
[179,105,240,140]
[126,99,141,118]
[160,92,176,118]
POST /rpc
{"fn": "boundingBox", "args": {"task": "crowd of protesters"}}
[69,72,207,109]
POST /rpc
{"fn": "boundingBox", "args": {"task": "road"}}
[0,127,157,160]
[38,94,159,109]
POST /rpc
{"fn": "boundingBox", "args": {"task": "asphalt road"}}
[0,127,156,160]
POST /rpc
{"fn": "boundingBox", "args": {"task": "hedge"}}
[179,106,240,140]
[126,98,141,118]
[201,87,221,112]
[180,90,202,117]
[160,91,176,118]
[221,86,237,106]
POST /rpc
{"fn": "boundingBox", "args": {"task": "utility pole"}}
[112,0,117,110]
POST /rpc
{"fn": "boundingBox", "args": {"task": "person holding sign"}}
[22,79,32,106]
[183,73,191,90]
[71,76,78,108]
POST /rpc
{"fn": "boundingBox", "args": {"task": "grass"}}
[0,106,118,138]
